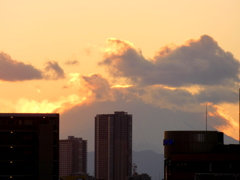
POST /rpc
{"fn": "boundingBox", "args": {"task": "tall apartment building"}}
[59,136,87,176]
[0,113,59,180]
[95,111,132,180]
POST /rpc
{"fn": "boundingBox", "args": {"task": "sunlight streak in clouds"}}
[103,38,135,55]
[209,104,238,140]
[0,94,86,114]
[64,73,81,88]
[111,84,133,88]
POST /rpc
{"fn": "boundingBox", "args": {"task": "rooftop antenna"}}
[206,103,208,131]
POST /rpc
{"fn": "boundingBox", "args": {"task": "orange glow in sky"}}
[0,0,240,147]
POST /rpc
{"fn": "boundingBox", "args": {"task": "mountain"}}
[224,134,239,144]
[132,150,164,180]
[61,99,239,154]
[87,134,238,180]
[87,150,164,180]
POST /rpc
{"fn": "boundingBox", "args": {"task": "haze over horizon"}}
[1,0,239,153]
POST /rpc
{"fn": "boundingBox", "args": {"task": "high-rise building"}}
[0,113,59,180]
[59,136,87,176]
[95,111,132,180]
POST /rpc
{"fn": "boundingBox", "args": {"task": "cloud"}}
[98,35,239,106]
[43,61,65,80]
[80,74,115,101]
[63,73,82,89]
[60,95,238,153]
[133,84,239,108]
[83,47,93,56]
[126,85,200,112]
[0,52,42,81]
[1,35,238,154]
[64,60,79,65]
[57,71,239,151]
[0,64,237,154]
[196,86,238,104]
[209,104,239,139]
[0,94,85,114]
[0,52,66,81]
[99,35,239,87]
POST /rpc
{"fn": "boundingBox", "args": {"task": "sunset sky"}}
[1,0,240,153]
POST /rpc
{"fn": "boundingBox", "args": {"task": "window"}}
[196,134,205,142]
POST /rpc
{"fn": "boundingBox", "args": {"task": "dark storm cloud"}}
[0,52,42,81]
[99,35,239,87]
[43,61,65,80]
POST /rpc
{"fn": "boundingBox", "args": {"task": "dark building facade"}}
[59,136,87,176]
[164,131,240,180]
[127,173,151,180]
[95,111,132,180]
[0,113,59,180]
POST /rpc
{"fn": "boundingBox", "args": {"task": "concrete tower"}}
[95,111,132,180]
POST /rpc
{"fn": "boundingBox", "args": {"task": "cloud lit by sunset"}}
[0,0,239,154]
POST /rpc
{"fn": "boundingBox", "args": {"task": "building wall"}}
[164,131,223,158]
[59,175,88,180]
[59,136,87,176]
[59,140,73,176]
[0,113,59,180]
[95,115,110,180]
[81,140,88,174]
[163,131,240,180]
[127,173,151,180]
[95,111,132,180]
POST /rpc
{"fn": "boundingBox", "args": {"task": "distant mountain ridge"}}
[87,150,164,180]
[87,135,238,180]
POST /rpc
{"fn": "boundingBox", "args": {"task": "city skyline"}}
[0,0,239,154]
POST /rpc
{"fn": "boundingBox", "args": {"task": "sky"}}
[0,0,240,153]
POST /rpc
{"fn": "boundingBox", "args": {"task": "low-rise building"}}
[164,131,240,180]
